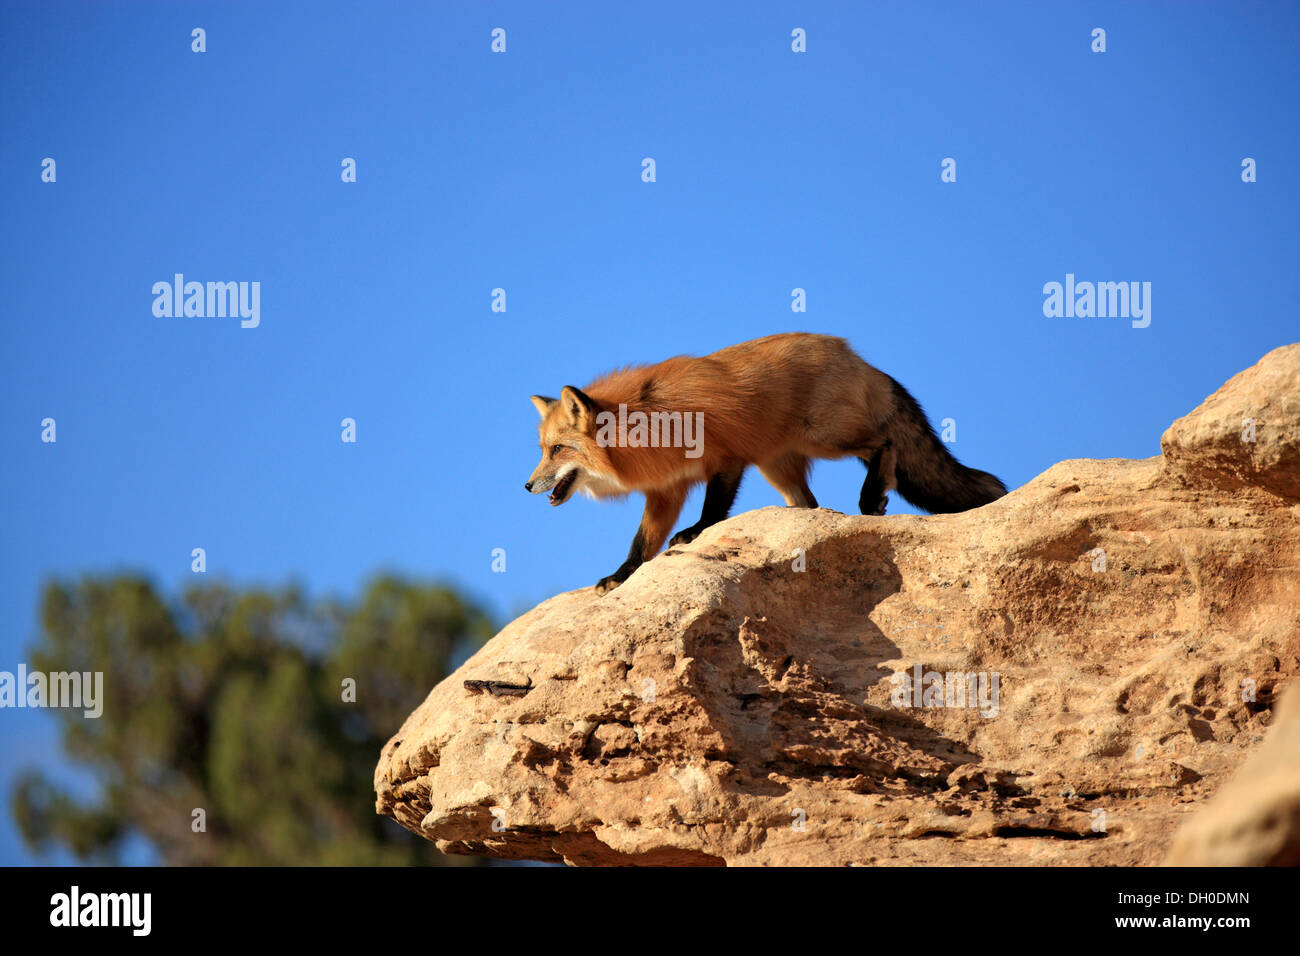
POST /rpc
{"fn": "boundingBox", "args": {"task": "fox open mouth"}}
[549,470,577,505]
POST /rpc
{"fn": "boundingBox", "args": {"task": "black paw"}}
[861,495,888,516]
[595,562,638,594]
[668,525,702,548]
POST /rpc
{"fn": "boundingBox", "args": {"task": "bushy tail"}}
[885,378,1007,514]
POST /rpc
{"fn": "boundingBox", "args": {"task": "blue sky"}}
[1,1,1296,864]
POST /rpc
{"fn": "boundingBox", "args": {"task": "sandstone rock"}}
[376,345,1300,866]
[1165,684,1300,866]
[1161,343,1300,500]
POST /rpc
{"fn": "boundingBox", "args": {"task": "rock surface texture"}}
[1164,683,1300,866]
[376,345,1300,866]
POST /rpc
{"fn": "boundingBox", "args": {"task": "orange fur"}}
[525,333,1005,593]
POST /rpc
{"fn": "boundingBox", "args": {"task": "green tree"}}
[11,575,491,865]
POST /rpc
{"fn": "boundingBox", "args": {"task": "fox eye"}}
[551,444,563,456]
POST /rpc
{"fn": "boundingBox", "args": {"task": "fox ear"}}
[529,395,557,419]
[560,385,596,424]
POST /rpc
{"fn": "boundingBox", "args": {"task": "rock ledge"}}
[376,345,1300,866]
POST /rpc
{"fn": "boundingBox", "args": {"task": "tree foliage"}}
[11,575,491,865]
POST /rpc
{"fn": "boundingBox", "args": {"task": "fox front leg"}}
[668,463,745,547]
[595,529,649,595]
[595,485,687,594]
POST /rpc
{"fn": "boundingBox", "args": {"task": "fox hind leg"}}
[758,452,818,508]
[668,463,745,547]
[859,441,897,515]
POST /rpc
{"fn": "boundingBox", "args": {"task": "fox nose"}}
[524,481,533,492]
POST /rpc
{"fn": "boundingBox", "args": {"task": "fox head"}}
[525,386,617,506]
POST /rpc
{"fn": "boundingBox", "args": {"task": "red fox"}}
[526,333,1006,593]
